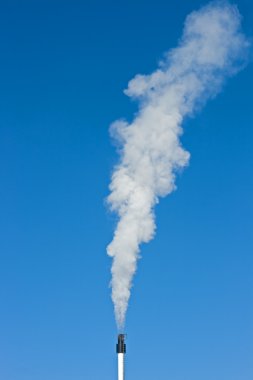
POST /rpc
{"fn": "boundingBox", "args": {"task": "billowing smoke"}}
[107,1,249,329]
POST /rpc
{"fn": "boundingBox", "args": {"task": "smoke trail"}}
[107,1,249,329]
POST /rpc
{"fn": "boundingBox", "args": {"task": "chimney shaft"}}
[116,334,126,380]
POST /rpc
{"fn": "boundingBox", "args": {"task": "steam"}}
[107,1,249,329]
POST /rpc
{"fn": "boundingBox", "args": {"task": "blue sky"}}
[0,1,252,379]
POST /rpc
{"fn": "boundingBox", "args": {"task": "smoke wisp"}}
[107,1,249,329]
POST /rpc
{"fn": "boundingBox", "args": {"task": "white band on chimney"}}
[118,353,124,380]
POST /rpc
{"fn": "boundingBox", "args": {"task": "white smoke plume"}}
[107,1,249,329]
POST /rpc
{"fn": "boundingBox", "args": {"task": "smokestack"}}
[116,334,126,380]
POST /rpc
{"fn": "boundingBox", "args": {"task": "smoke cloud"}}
[107,1,249,329]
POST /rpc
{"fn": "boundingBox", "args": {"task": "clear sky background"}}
[0,1,252,379]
